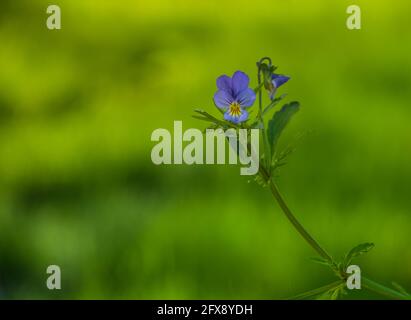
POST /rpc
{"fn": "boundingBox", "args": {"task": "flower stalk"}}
[197,57,411,300]
[257,57,272,170]
[262,162,411,300]
[268,178,334,263]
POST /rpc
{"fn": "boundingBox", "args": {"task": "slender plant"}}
[194,57,411,300]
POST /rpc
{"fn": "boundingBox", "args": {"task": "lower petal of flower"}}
[224,104,248,124]
[229,102,242,117]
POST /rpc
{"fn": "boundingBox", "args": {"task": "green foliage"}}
[343,242,375,269]
[391,282,410,296]
[310,243,375,279]
[2,0,411,299]
[262,94,287,117]
[271,131,313,177]
[309,256,333,267]
[267,102,300,160]
[193,109,232,128]
[288,280,344,300]
[195,57,410,299]
[316,284,345,300]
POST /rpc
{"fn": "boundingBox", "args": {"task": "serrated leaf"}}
[267,101,300,158]
[344,242,374,267]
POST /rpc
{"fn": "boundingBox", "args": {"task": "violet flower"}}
[268,73,290,99]
[213,71,256,124]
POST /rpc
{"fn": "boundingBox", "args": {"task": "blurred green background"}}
[0,0,410,299]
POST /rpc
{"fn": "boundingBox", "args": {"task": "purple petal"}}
[238,109,249,122]
[232,71,249,96]
[272,74,290,88]
[224,108,248,124]
[216,75,232,92]
[237,88,256,107]
[224,111,239,124]
[213,90,233,109]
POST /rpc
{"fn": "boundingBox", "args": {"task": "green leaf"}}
[310,256,332,267]
[250,121,263,129]
[267,101,300,158]
[254,174,269,187]
[270,130,311,175]
[193,109,232,128]
[391,282,410,296]
[194,109,221,122]
[344,242,374,267]
[330,286,343,300]
[287,281,343,300]
[314,283,345,300]
[262,94,287,117]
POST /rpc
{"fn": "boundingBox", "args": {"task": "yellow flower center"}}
[229,102,242,117]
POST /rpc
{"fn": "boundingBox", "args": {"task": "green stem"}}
[257,59,272,169]
[254,82,264,94]
[252,57,409,299]
[257,65,263,117]
[261,165,411,300]
[363,277,411,300]
[267,177,334,263]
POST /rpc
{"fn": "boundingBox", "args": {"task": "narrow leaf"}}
[391,282,410,296]
[310,257,332,267]
[344,242,374,267]
[287,281,343,300]
[262,94,287,117]
[330,286,343,300]
[193,109,231,128]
